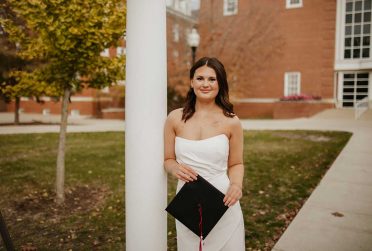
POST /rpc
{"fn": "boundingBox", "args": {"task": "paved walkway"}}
[0,109,372,250]
[0,113,125,134]
[242,109,372,251]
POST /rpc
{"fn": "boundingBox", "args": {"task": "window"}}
[342,72,369,107]
[284,72,301,96]
[116,47,126,57]
[223,0,238,16]
[173,24,179,42]
[344,0,371,59]
[100,48,110,57]
[286,0,303,9]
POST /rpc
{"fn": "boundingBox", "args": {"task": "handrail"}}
[355,96,369,120]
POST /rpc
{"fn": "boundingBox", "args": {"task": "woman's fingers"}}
[223,185,242,207]
[174,164,198,182]
[180,165,198,179]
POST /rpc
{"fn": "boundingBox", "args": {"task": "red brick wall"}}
[5,99,107,116]
[166,10,197,96]
[198,0,336,102]
[273,102,334,119]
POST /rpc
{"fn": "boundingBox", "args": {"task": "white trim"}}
[20,96,113,102]
[337,71,371,108]
[335,0,372,69]
[335,0,343,64]
[337,72,344,108]
[223,0,238,16]
[235,98,280,103]
[286,0,303,9]
[234,98,335,104]
[335,59,372,70]
[284,72,301,96]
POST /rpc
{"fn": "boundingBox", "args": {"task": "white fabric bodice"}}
[175,134,229,192]
[174,134,245,251]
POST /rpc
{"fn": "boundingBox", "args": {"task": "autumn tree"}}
[0,1,56,124]
[1,0,126,204]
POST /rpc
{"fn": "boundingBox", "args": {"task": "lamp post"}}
[187,27,200,65]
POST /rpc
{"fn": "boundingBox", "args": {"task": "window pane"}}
[344,73,355,79]
[346,14,353,23]
[357,94,368,99]
[355,25,361,35]
[357,73,369,78]
[357,82,368,88]
[346,2,353,11]
[364,12,371,21]
[343,94,354,100]
[344,81,355,86]
[363,24,371,34]
[354,36,361,46]
[363,36,370,45]
[356,1,363,11]
[362,47,370,57]
[353,48,361,57]
[365,0,372,10]
[344,49,351,58]
[343,102,354,107]
[344,88,355,92]
[357,87,369,92]
[345,37,352,46]
[346,26,352,35]
[355,13,362,23]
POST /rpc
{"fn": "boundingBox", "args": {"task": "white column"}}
[125,0,167,250]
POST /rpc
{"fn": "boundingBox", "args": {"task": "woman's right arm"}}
[164,110,197,182]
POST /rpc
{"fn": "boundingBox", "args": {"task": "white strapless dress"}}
[175,134,245,251]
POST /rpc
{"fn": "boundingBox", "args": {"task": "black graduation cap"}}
[166,175,229,240]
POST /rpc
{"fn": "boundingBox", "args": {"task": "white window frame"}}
[223,0,238,16]
[286,0,303,9]
[284,72,301,96]
[100,48,110,57]
[116,47,126,57]
[173,24,180,42]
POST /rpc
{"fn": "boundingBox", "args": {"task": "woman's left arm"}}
[223,116,244,207]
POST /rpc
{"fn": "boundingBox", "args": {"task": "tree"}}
[1,0,126,204]
[0,1,55,124]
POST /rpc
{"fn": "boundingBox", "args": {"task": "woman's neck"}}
[194,99,219,114]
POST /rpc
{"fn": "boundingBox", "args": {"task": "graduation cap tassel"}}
[198,203,203,251]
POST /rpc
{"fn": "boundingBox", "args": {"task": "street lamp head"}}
[187,28,200,48]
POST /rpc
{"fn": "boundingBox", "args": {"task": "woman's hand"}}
[223,183,242,207]
[171,163,198,183]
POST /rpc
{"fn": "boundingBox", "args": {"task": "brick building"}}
[2,0,197,118]
[197,0,371,118]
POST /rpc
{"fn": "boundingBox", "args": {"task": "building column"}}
[125,0,167,250]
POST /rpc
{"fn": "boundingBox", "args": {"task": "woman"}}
[164,57,245,250]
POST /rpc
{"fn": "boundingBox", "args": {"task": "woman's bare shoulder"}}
[166,108,183,123]
[225,114,242,131]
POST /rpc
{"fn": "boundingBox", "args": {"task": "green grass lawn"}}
[0,130,351,250]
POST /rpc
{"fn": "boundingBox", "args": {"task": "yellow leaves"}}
[68,27,80,35]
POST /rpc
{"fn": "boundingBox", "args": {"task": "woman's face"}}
[191,65,219,101]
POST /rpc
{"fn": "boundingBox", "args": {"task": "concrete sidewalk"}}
[0,109,372,250]
[0,112,125,134]
[241,109,372,251]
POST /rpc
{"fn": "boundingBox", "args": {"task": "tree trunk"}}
[14,96,20,125]
[56,87,70,204]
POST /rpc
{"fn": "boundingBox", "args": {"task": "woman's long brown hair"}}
[182,57,235,122]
